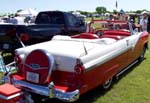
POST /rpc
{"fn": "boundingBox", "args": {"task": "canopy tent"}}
[141,11,149,15]
[105,13,110,16]
[17,8,38,17]
[120,9,125,14]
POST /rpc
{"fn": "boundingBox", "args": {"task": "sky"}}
[0,0,150,14]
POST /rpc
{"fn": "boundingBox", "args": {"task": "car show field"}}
[0,9,150,102]
[23,46,150,103]
[1,0,150,102]
[40,38,149,103]
[0,18,149,103]
[1,49,149,103]
[76,20,150,103]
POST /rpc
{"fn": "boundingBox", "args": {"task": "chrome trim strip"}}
[116,60,138,77]
[24,63,48,70]
[44,50,55,82]
[0,92,23,100]
[12,78,49,96]
[23,49,55,83]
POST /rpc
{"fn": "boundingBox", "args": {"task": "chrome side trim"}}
[116,60,138,77]
[10,78,79,102]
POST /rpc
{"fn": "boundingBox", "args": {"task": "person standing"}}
[140,11,148,32]
[147,13,150,33]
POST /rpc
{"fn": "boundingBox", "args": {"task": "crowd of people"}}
[1,10,150,33]
[0,14,36,24]
[139,11,150,32]
[107,11,150,33]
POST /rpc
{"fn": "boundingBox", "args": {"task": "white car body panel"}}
[15,32,142,72]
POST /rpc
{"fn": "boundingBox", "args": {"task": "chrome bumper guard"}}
[2,76,79,102]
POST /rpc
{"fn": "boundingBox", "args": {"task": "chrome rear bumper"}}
[2,76,80,102]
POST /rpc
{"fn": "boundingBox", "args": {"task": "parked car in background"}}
[0,11,86,53]
[1,20,148,102]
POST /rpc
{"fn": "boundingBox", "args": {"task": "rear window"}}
[35,12,65,24]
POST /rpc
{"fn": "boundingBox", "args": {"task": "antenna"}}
[16,33,25,47]
[83,42,88,55]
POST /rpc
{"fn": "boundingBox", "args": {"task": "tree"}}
[96,7,107,14]
[135,10,142,14]
[113,10,117,14]
[17,9,23,13]
[79,11,89,16]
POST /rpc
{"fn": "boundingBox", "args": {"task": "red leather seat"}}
[101,35,122,40]
[72,33,99,39]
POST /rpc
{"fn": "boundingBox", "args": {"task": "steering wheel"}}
[95,30,104,37]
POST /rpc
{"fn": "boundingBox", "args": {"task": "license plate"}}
[26,72,39,83]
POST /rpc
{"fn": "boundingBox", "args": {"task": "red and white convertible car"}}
[1,20,148,102]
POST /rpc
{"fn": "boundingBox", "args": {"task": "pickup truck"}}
[0,11,86,53]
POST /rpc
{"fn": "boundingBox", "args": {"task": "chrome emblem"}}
[30,63,40,69]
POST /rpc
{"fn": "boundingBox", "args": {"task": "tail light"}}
[20,33,30,42]
[74,59,84,74]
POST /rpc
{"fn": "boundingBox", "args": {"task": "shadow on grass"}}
[74,87,107,103]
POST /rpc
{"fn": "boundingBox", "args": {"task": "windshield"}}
[35,12,65,24]
[88,20,132,33]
